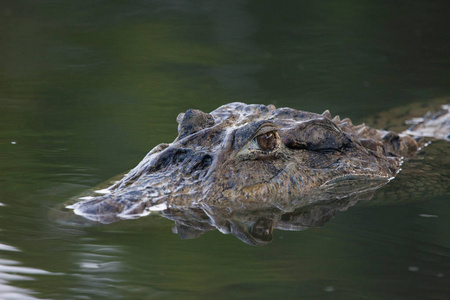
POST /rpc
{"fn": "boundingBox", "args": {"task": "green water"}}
[1,1,449,299]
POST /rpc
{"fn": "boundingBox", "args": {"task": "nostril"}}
[151,148,190,172]
[154,156,170,171]
[173,149,188,163]
[189,154,213,174]
[201,155,213,167]
[151,148,211,174]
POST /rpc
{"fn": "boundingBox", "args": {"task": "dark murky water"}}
[1,1,449,299]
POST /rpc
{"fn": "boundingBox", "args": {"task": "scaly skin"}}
[68,102,448,224]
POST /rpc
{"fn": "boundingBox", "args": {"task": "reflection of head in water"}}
[229,217,275,246]
[168,190,376,246]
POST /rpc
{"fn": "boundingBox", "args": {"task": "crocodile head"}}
[70,102,416,223]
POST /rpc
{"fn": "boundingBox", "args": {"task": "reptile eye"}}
[256,131,277,151]
[236,124,279,161]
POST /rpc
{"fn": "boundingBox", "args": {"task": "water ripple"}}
[0,244,59,300]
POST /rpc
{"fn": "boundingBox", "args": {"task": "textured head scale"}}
[176,109,215,140]
[70,102,418,223]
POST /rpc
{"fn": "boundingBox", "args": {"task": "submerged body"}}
[69,102,449,229]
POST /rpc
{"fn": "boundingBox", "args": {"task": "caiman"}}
[67,101,449,245]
